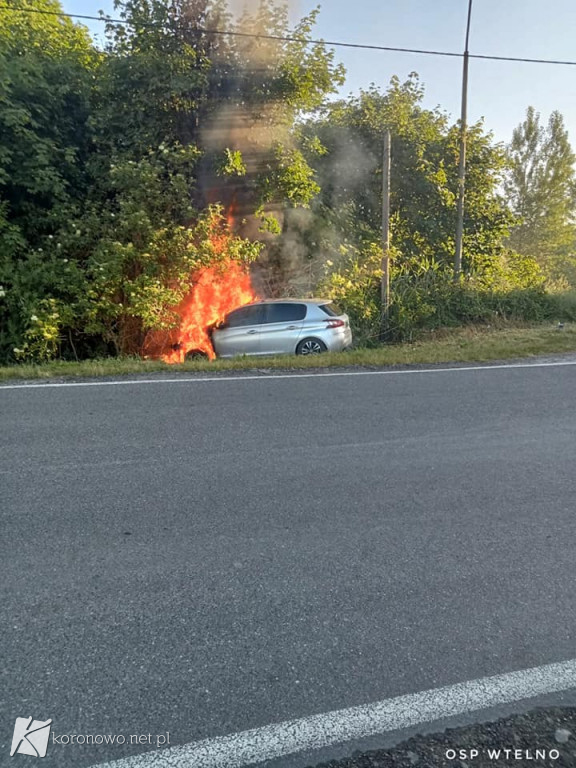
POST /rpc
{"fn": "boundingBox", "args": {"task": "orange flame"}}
[143,205,259,363]
[144,259,258,363]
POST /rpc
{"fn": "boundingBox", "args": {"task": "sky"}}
[61,0,576,145]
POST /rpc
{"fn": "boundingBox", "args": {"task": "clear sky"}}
[61,0,576,145]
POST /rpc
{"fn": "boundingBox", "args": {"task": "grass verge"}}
[1,322,575,382]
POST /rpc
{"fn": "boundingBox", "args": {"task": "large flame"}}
[144,259,258,363]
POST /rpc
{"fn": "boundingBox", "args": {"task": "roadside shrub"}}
[2,205,261,363]
[319,244,576,344]
[317,243,384,346]
[387,280,557,341]
[546,290,576,321]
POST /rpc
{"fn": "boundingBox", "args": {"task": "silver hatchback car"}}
[210,299,352,358]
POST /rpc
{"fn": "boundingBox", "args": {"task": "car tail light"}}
[325,318,345,328]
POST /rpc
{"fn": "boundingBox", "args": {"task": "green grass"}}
[1,322,575,382]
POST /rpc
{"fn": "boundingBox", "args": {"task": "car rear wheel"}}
[296,338,327,355]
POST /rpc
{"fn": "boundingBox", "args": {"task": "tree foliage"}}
[304,76,552,341]
[303,74,514,275]
[0,0,96,250]
[97,0,344,215]
[1,2,573,364]
[0,0,343,362]
[505,107,576,283]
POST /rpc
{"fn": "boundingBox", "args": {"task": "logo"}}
[10,717,52,758]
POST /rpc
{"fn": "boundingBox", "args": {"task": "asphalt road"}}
[1,363,576,767]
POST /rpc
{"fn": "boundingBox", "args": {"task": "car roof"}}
[249,298,331,305]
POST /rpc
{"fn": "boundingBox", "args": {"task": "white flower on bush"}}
[75,230,81,236]
[30,314,39,322]
[0,286,5,298]
[13,347,22,355]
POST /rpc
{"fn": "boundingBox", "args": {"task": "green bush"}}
[1,205,261,362]
[319,244,576,344]
[546,290,576,322]
[317,243,384,346]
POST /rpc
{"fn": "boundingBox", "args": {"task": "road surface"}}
[1,362,576,766]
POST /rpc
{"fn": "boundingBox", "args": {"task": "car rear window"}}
[264,303,307,323]
[318,302,342,317]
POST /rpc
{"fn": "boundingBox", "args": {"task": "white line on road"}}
[90,659,576,768]
[2,359,576,390]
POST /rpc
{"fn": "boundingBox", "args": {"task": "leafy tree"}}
[0,0,96,243]
[0,0,97,360]
[304,75,548,342]
[505,107,576,283]
[303,74,514,276]
[98,0,345,217]
[0,0,96,237]
[0,0,345,362]
[85,0,345,353]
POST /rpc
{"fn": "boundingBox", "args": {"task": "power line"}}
[471,52,576,66]
[2,3,576,67]
[0,5,462,58]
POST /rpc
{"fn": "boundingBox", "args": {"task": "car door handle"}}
[286,325,297,330]
[247,330,257,334]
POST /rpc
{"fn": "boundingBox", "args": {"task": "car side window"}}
[225,305,265,327]
[318,302,342,317]
[264,303,307,324]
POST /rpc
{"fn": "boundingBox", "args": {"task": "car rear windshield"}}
[318,302,342,317]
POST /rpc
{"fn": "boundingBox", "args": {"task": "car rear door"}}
[258,303,307,355]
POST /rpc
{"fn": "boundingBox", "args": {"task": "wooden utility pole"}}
[381,129,391,335]
[454,0,473,280]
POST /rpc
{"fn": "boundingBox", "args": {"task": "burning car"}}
[209,299,352,358]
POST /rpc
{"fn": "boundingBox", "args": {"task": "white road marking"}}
[1,358,576,391]
[90,659,576,768]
